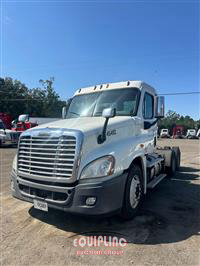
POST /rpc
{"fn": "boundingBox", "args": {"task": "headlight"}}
[80,155,115,179]
[12,154,17,173]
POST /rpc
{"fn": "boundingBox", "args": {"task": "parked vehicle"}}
[0,119,20,147]
[0,113,12,129]
[196,129,200,138]
[160,128,170,138]
[11,81,181,219]
[172,125,185,139]
[12,114,38,133]
[186,129,198,139]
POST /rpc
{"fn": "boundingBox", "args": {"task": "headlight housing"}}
[80,155,115,179]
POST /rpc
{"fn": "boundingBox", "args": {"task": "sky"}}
[1,0,199,119]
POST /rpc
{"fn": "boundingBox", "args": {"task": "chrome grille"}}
[18,134,77,179]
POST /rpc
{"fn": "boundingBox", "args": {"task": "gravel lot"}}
[1,139,200,266]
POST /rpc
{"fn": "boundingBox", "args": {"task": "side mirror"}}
[102,107,116,119]
[98,108,116,144]
[155,96,165,118]
[62,107,67,119]
[62,98,72,119]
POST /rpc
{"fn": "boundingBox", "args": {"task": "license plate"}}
[33,199,48,212]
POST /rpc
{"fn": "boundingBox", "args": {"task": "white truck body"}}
[0,119,19,146]
[186,129,196,137]
[160,128,170,138]
[186,129,198,139]
[11,81,180,218]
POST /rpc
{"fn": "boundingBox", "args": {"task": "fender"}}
[127,155,147,194]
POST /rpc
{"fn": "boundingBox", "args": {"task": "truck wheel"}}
[166,150,176,177]
[120,164,143,220]
[172,146,181,170]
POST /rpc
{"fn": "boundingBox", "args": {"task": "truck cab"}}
[12,114,38,133]
[186,129,197,139]
[11,81,180,219]
[196,129,200,138]
[160,128,170,138]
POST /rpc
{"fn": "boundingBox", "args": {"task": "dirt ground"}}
[1,139,200,266]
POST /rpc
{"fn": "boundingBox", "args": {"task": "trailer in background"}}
[172,125,185,139]
[0,113,12,129]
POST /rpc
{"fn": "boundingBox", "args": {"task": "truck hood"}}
[27,117,133,135]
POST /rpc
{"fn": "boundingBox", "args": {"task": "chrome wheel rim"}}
[129,174,141,209]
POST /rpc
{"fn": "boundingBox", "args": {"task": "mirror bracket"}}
[97,108,116,144]
[62,98,72,119]
[97,117,109,144]
[144,119,159,130]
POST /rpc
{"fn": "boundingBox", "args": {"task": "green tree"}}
[0,76,65,119]
[0,77,29,118]
[158,110,198,135]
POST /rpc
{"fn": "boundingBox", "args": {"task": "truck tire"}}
[172,146,181,170]
[120,164,143,220]
[166,150,176,177]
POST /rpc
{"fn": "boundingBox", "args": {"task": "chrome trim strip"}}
[18,155,74,161]
[18,168,72,177]
[18,163,73,172]
[19,147,76,151]
[18,171,72,182]
[18,159,73,167]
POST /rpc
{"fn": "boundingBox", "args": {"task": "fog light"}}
[86,197,96,206]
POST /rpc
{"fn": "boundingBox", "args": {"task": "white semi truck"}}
[11,81,181,219]
[197,129,200,138]
[0,119,20,147]
[186,129,198,139]
[160,128,170,138]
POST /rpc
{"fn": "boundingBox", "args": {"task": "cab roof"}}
[74,80,156,96]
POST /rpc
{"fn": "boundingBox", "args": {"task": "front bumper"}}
[11,171,128,216]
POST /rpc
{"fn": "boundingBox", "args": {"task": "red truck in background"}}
[12,114,38,133]
[172,125,185,139]
[0,113,12,129]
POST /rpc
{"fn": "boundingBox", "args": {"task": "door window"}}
[143,92,154,119]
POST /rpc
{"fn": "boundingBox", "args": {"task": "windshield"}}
[0,121,5,129]
[67,88,140,118]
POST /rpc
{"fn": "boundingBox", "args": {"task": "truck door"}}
[142,92,157,153]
